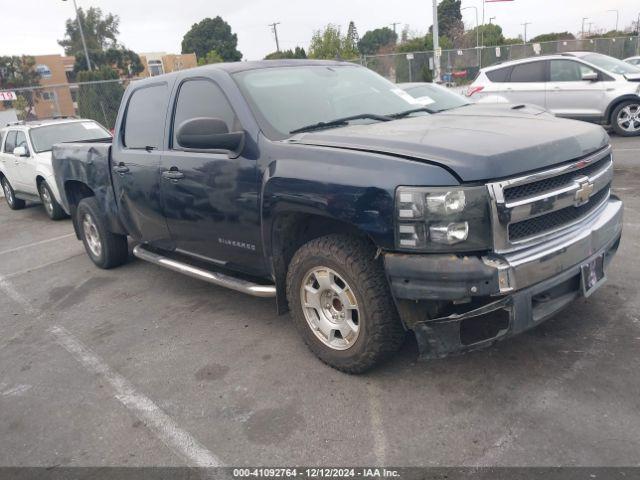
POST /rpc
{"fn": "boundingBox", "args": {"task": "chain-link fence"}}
[0,78,131,130]
[360,35,640,85]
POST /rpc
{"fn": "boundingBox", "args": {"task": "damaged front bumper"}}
[384,197,623,359]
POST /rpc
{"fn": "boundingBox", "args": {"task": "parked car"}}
[624,56,640,66]
[467,52,640,136]
[0,118,111,219]
[397,82,472,111]
[52,60,622,373]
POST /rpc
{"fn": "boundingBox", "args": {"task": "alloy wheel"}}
[82,213,102,258]
[617,104,640,133]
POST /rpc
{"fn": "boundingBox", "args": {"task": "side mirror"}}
[13,146,28,157]
[582,72,599,82]
[176,117,244,154]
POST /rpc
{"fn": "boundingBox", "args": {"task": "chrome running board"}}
[133,244,276,298]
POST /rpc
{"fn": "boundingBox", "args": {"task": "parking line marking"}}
[366,382,387,465]
[0,234,75,257]
[0,274,223,468]
[3,252,86,280]
[50,326,223,468]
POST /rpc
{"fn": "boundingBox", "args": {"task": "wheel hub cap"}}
[82,213,102,257]
[300,267,360,350]
[618,104,640,132]
[3,181,13,205]
[40,185,52,213]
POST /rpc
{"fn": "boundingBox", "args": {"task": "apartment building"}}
[138,52,198,77]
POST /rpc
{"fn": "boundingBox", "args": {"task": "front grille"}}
[508,186,609,241]
[504,153,611,202]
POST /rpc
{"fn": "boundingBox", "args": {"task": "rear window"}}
[30,121,111,153]
[123,83,168,149]
[509,61,547,82]
[486,67,511,83]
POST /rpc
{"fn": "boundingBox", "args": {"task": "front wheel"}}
[77,197,128,269]
[611,101,640,137]
[1,177,26,210]
[38,181,66,220]
[286,234,405,373]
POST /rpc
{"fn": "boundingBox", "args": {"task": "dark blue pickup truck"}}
[52,60,622,373]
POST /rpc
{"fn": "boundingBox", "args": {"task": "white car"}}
[467,52,640,136]
[0,118,111,219]
[624,56,640,67]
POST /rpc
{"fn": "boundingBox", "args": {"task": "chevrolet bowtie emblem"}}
[574,176,594,206]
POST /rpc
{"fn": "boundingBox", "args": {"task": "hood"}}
[290,104,609,182]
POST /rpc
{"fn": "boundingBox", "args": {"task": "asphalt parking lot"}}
[0,135,639,468]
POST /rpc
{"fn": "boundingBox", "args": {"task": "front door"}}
[159,77,264,275]
[14,131,37,193]
[0,131,19,189]
[546,59,607,118]
[111,82,174,248]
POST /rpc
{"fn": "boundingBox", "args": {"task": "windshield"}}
[400,83,470,111]
[233,65,426,139]
[582,53,640,75]
[29,121,111,153]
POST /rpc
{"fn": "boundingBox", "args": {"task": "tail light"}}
[466,85,484,97]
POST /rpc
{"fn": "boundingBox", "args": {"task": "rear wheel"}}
[38,180,66,220]
[77,197,128,269]
[611,101,640,137]
[286,234,405,373]
[1,177,26,210]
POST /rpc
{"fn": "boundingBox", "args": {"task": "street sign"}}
[406,53,414,60]
[435,48,442,58]
[0,92,17,101]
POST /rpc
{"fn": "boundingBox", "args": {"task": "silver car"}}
[624,56,640,66]
[467,52,640,136]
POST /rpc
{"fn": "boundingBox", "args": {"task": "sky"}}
[0,0,638,60]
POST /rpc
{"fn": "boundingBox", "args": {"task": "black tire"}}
[77,197,128,269]
[38,180,67,220]
[286,234,405,373]
[611,100,640,137]
[1,177,26,210]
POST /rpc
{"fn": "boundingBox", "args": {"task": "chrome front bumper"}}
[483,196,623,294]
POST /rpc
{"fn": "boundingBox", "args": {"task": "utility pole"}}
[582,17,589,39]
[432,0,441,83]
[521,22,531,44]
[268,22,281,52]
[637,12,640,55]
[607,10,619,32]
[489,16,496,25]
[390,22,401,35]
[588,22,594,36]
[62,0,92,70]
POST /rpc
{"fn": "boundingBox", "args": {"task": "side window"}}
[15,131,29,154]
[486,67,511,83]
[123,84,168,149]
[509,61,546,83]
[549,60,596,82]
[4,131,17,153]
[172,79,239,149]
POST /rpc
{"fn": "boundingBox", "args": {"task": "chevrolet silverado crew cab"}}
[51,60,623,373]
[0,118,111,219]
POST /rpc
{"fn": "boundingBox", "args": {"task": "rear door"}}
[14,130,37,193]
[545,59,608,118]
[111,82,174,247]
[159,76,263,274]
[501,60,547,108]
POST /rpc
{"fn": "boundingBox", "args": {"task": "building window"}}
[148,60,164,77]
[41,91,57,102]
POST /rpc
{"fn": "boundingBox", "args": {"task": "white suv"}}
[467,52,640,136]
[0,119,111,219]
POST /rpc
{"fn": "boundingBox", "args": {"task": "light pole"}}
[62,0,92,71]
[607,9,619,32]
[462,6,480,67]
[582,17,589,39]
[521,22,531,44]
[637,12,640,55]
[432,0,441,83]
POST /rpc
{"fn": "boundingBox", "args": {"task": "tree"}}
[346,21,360,55]
[13,96,30,121]
[435,0,464,44]
[264,47,307,60]
[76,67,124,129]
[181,17,242,62]
[73,47,143,77]
[58,7,119,57]
[0,56,41,118]
[198,50,224,66]
[308,24,359,60]
[462,24,505,48]
[530,32,575,43]
[358,27,398,55]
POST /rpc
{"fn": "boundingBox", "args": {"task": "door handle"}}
[162,169,185,180]
[113,165,130,175]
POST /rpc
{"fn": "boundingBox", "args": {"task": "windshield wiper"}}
[388,107,438,119]
[290,113,392,135]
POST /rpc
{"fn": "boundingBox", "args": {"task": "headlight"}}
[395,186,492,252]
